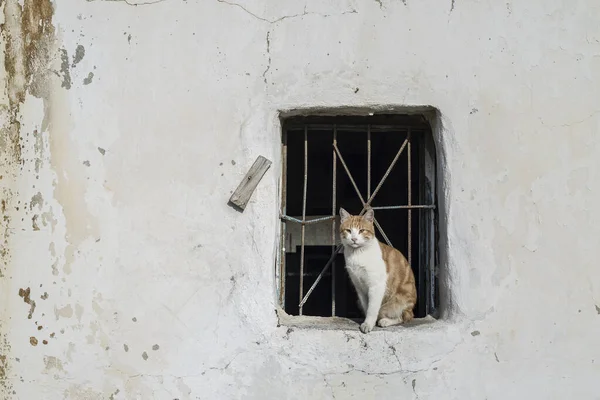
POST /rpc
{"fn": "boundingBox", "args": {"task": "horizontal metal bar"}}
[371,205,436,210]
[280,215,336,225]
[298,244,343,308]
[285,124,428,132]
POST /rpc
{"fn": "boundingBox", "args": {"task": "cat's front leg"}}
[355,289,368,314]
[360,284,386,334]
[348,271,368,313]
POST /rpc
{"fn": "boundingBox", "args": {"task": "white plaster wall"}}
[1,0,600,399]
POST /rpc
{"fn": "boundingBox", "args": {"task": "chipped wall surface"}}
[1,0,600,398]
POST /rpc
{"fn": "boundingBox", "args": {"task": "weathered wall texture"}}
[1,0,600,398]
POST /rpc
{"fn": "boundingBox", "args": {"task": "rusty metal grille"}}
[278,115,439,319]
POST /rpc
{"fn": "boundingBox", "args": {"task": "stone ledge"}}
[277,308,440,332]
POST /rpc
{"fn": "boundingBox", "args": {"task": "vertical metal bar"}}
[279,129,288,307]
[407,129,412,266]
[367,125,371,198]
[331,126,337,316]
[299,126,308,315]
[417,133,426,318]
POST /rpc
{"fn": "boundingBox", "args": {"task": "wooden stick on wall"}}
[228,155,272,211]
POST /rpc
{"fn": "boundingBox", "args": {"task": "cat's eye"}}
[343,229,351,234]
[359,229,366,233]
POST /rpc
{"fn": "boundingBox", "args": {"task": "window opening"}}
[279,114,439,319]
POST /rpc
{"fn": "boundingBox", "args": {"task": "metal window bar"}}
[407,130,412,266]
[367,125,371,198]
[331,126,337,316]
[298,126,308,315]
[280,215,336,225]
[279,130,288,307]
[280,125,435,314]
[285,124,427,132]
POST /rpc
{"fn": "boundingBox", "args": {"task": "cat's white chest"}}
[343,244,387,292]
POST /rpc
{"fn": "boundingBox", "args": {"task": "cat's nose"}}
[351,237,358,243]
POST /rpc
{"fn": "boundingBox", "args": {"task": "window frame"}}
[277,114,439,320]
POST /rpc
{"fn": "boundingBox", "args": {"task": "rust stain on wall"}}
[2,0,98,285]
[18,287,36,319]
[1,0,57,266]
[1,1,58,397]
[0,334,12,397]
[0,355,6,381]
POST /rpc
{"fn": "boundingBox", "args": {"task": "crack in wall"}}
[214,1,356,90]
[262,31,271,85]
[215,0,357,24]
[85,0,168,6]
[384,334,403,370]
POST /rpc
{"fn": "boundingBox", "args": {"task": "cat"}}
[339,207,417,333]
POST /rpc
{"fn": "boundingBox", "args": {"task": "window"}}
[278,114,439,320]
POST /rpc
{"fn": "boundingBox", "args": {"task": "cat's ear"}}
[339,208,350,223]
[363,208,374,222]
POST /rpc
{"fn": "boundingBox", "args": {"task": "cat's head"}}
[339,208,376,249]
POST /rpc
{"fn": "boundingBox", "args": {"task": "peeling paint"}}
[54,304,74,320]
[17,288,36,319]
[31,214,40,230]
[0,334,12,397]
[64,385,104,400]
[29,192,43,210]
[72,44,85,67]
[5,0,99,278]
[0,355,6,381]
[59,49,72,89]
[75,304,84,322]
[43,356,64,372]
[83,72,94,85]
[1,3,58,394]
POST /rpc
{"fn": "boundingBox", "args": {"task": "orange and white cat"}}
[339,207,417,333]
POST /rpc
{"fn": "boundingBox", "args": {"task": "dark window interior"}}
[280,114,438,320]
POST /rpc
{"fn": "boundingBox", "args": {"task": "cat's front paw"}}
[359,321,374,334]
